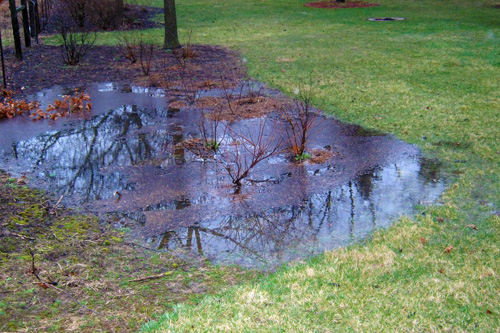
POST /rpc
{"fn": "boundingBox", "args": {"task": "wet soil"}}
[305,1,380,9]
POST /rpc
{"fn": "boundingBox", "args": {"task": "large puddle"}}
[0,83,445,269]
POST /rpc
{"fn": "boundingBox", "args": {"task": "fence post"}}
[28,0,35,37]
[28,0,39,43]
[20,0,32,48]
[8,0,23,60]
[0,29,7,89]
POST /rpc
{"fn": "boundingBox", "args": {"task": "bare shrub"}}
[218,118,283,188]
[118,34,138,64]
[59,0,87,28]
[239,78,263,104]
[219,71,242,115]
[180,29,197,59]
[199,107,227,152]
[164,55,201,103]
[217,67,263,116]
[279,84,319,160]
[138,36,154,76]
[56,16,96,65]
[54,0,123,30]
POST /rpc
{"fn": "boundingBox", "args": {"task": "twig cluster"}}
[279,84,319,160]
[218,118,283,189]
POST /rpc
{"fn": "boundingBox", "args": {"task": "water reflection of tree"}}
[149,156,445,268]
[10,106,170,202]
[152,181,378,266]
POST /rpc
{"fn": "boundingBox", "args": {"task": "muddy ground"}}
[4,42,244,101]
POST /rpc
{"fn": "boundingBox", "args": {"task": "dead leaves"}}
[0,89,91,121]
[444,245,454,253]
[0,92,40,120]
[30,91,92,121]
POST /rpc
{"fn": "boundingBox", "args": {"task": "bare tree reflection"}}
[143,157,444,269]
[8,106,173,202]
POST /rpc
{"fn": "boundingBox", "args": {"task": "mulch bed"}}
[304,1,380,9]
[2,3,244,100]
[3,43,243,100]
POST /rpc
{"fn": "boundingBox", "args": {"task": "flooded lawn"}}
[0,83,445,269]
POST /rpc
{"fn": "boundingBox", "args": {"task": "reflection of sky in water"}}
[0,84,445,269]
[148,158,444,269]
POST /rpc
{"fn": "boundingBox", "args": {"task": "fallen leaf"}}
[467,224,478,230]
[420,237,426,245]
[437,217,444,222]
[439,268,444,274]
[444,245,453,253]
[486,310,492,315]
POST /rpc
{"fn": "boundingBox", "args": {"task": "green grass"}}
[48,0,500,330]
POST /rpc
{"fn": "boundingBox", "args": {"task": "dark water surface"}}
[0,83,445,269]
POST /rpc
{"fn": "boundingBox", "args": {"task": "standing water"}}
[0,83,445,269]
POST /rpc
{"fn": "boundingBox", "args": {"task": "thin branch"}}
[129,271,173,283]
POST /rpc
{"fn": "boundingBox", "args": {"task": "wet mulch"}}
[4,43,243,100]
[305,1,380,9]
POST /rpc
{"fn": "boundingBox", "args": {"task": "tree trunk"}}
[116,0,124,25]
[8,0,23,60]
[164,0,180,49]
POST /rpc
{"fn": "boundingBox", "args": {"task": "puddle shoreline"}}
[0,82,446,270]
